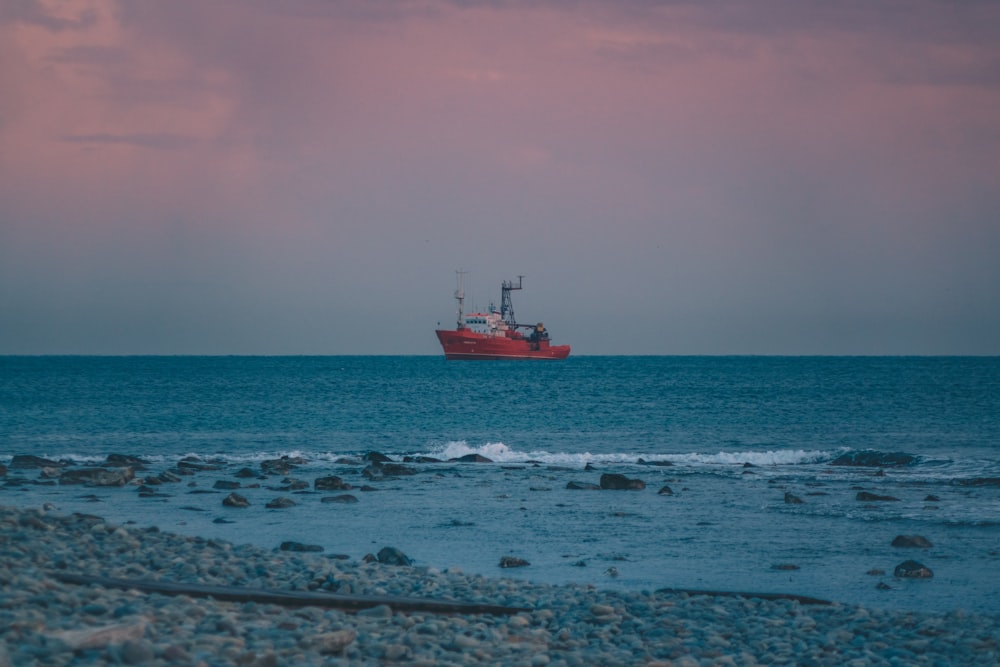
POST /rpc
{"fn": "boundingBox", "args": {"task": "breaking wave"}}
[420,441,834,468]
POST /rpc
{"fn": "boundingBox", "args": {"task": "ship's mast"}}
[454,269,468,329]
[500,275,523,328]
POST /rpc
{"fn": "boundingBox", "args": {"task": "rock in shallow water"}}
[599,473,646,490]
[222,492,250,508]
[315,475,352,491]
[279,541,323,552]
[566,481,601,490]
[952,477,1000,487]
[449,453,493,463]
[892,535,933,548]
[894,560,933,578]
[830,451,916,467]
[857,491,900,502]
[321,494,358,504]
[377,546,412,566]
[499,556,530,568]
[59,467,135,487]
[10,454,67,469]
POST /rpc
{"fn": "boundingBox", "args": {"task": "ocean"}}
[2,356,998,615]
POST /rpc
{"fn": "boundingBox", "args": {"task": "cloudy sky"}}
[2,0,998,355]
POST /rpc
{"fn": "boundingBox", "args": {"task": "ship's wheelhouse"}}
[462,311,509,336]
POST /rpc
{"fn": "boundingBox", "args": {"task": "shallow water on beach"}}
[2,356,999,614]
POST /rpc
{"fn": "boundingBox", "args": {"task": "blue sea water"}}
[2,356,998,614]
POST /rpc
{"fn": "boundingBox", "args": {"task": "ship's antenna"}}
[454,269,468,329]
[500,275,523,328]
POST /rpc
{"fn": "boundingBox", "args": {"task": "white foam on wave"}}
[667,449,831,466]
[423,441,832,468]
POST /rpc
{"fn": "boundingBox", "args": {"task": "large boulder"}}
[599,473,646,490]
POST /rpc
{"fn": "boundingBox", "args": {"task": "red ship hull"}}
[436,329,571,360]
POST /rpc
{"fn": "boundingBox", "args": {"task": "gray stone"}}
[10,454,66,469]
[222,492,250,508]
[321,494,359,504]
[313,629,357,654]
[315,475,352,491]
[59,467,134,487]
[121,639,155,665]
[894,560,933,578]
[892,535,933,548]
[279,541,323,552]
[104,454,148,469]
[830,451,915,467]
[177,457,223,471]
[377,546,412,566]
[600,473,646,490]
[857,491,900,502]
[448,454,493,463]
[566,481,601,490]
[363,462,417,479]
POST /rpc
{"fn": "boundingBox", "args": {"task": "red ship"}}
[435,273,571,360]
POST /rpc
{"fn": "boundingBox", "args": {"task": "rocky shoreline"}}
[2,504,998,666]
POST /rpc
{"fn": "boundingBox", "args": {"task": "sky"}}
[1,0,999,355]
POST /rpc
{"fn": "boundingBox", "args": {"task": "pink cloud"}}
[2,0,998,353]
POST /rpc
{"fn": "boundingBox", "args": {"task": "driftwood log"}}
[52,572,830,614]
[51,572,531,616]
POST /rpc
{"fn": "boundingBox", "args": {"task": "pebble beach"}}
[2,504,997,666]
